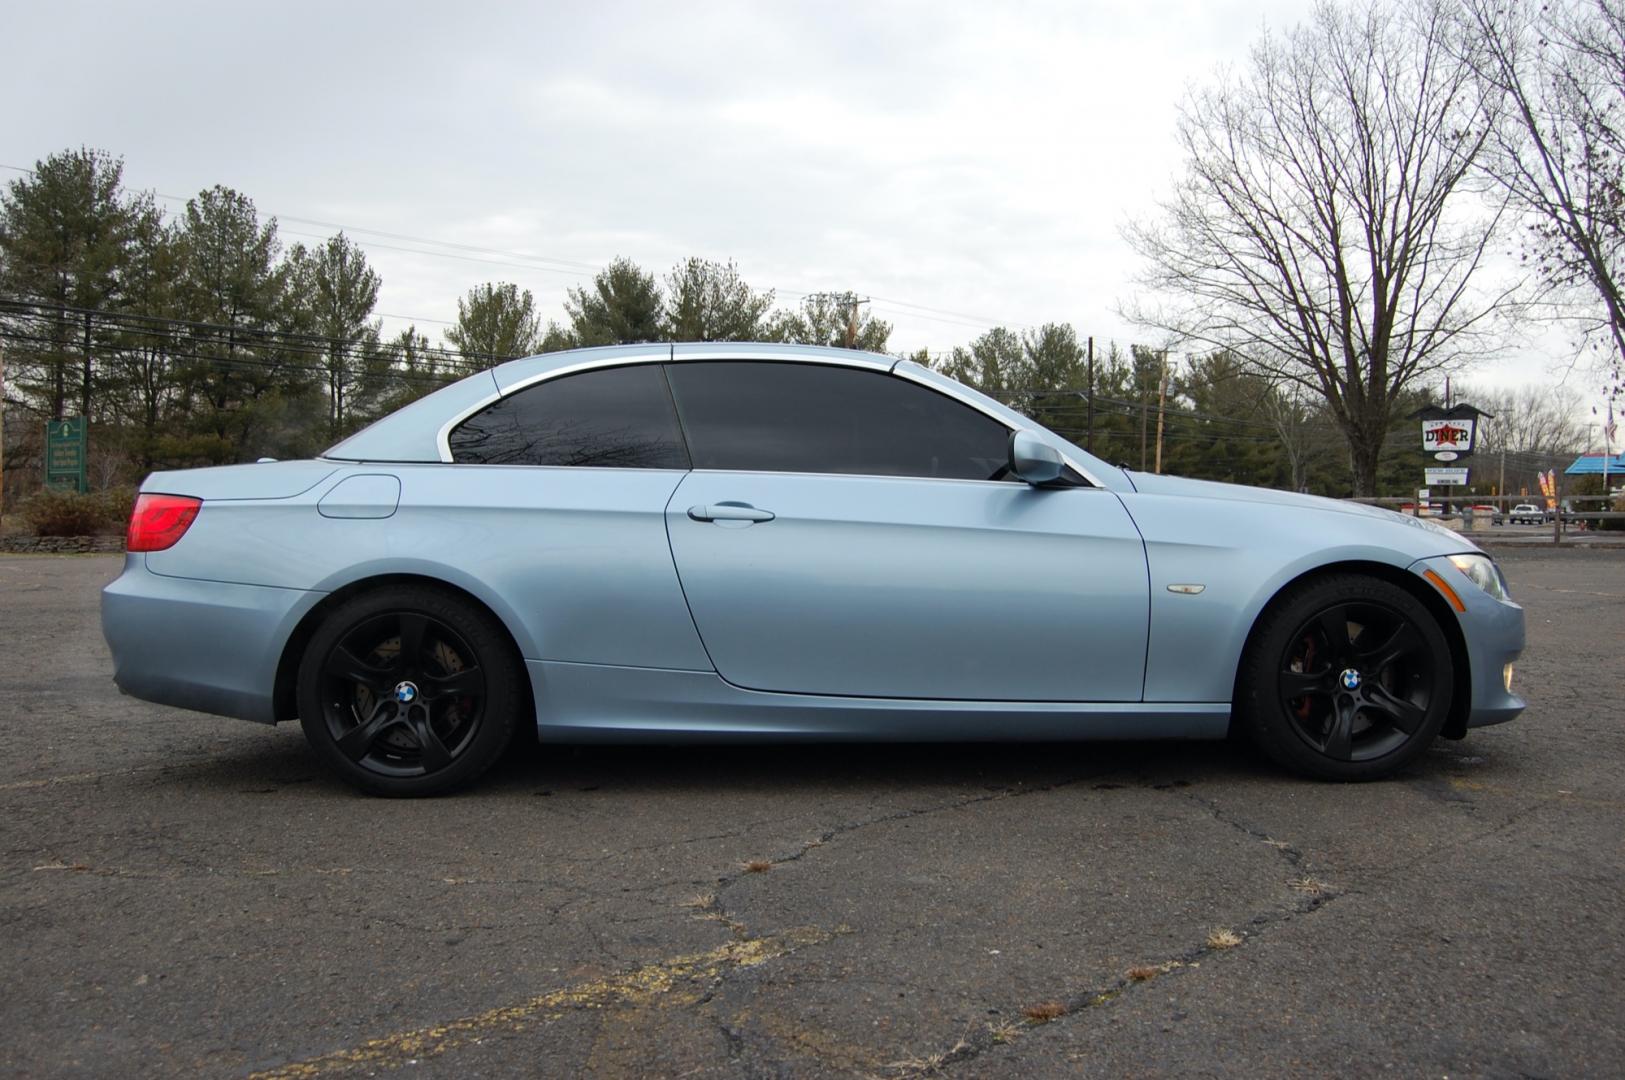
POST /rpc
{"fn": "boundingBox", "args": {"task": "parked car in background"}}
[1510,503,1544,525]
[102,343,1528,795]
[1467,504,1502,525]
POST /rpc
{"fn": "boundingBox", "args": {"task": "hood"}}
[1126,471,1481,552]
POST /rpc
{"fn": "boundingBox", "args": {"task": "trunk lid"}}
[140,460,337,502]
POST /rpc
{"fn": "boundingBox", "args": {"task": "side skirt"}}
[529,660,1230,743]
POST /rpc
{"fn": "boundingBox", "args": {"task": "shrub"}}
[1605,494,1625,532]
[22,486,136,537]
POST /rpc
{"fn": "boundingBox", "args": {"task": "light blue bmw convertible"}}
[102,343,1525,795]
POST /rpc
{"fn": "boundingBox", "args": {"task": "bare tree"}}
[1458,381,1587,454]
[1258,381,1321,492]
[1124,0,1517,495]
[1461,0,1625,388]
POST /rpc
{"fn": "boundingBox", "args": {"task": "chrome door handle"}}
[687,503,775,523]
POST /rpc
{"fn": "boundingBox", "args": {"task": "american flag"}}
[1606,401,1618,449]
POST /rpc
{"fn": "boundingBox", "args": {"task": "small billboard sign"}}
[1410,403,1490,459]
[1422,419,1475,454]
[1424,466,1469,486]
[45,417,88,493]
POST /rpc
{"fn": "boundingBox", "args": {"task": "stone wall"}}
[0,535,126,554]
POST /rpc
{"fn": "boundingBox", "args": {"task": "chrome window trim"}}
[667,345,894,371]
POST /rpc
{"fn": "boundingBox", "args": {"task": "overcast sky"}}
[0,0,1580,391]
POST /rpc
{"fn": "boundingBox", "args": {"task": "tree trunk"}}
[81,312,92,421]
[51,305,68,421]
[1348,432,1383,498]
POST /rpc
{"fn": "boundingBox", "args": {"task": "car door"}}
[663,360,1150,702]
[442,361,711,670]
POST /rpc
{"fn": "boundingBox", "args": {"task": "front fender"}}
[1121,488,1475,703]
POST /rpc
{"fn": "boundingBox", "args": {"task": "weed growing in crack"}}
[1206,928,1243,950]
[741,859,773,873]
[1021,1001,1067,1023]
[987,1020,1024,1044]
[1288,877,1329,896]
[885,1036,972,1076]
[1127,959,1183,982]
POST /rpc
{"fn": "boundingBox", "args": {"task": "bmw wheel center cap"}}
[1339,668,1362,691]
[394,681,419,704]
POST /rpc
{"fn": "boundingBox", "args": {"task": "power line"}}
[0,298,516,370]
[0,161,1027,336]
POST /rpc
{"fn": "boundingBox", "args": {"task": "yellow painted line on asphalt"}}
[247,926,833,1080]
[0,761,197,792]
[1448,777,1625,810]
[0,752,247,792]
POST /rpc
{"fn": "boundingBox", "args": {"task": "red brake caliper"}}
[1294,635,1317,719]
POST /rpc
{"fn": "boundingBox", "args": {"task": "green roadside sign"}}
[45,417,88,493]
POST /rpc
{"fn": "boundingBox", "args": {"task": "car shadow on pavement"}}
[124,721,1523,801]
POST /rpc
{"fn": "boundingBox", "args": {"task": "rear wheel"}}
[1235,573,1452,781]
[297,585,520,796]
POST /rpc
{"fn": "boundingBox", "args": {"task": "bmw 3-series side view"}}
[102,343,1526,795]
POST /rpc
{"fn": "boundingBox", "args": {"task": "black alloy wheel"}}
[1236,574,1453,780]
[297,585,520,796]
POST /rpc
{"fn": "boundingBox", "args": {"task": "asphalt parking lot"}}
[2,549,1622,1078]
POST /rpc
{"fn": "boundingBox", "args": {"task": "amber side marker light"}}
[1422,568,1467,613]
[127,493,202,552]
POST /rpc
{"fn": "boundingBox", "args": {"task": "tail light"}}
[127,493,202,552]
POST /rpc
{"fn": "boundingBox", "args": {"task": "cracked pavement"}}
[1,548,1622,1077]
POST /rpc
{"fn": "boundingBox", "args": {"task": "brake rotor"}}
[353,636,469,753]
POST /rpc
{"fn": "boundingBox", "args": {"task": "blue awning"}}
[1564,453,1625,475]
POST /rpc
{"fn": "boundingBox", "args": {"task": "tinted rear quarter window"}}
[450,364,689,468]
[665,361,1012,481]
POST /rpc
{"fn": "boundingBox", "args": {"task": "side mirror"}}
[1009,430,1064,486]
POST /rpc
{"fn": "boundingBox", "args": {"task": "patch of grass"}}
[987,1020,1024,1044]
[1021,1001,1067,1024]
[680,892,715,910]
[1206,928,1244,950]
[885,1037,970,1076]
[741,859,773,873]
[1126,959,1183,982]
[1288,877,1329,896]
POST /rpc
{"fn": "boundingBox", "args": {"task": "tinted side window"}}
[450,364,689,468]
[665,362,1011,480]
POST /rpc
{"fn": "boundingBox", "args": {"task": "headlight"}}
[1448,553,1510,602]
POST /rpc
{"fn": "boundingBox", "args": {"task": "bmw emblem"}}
[394,681,419,704]
[1339,669,1362,691]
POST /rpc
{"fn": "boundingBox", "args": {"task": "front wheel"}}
[297,585,521,796]
[1235,574,1453,781]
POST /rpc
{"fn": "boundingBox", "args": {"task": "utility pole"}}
[843,296,869,349]
[1138,358,1150,472]
[1085,336,1095,453]
[0,341,6,535]
[1153,350,1170,474]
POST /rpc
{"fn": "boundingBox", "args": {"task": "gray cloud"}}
[2,0,1554,385]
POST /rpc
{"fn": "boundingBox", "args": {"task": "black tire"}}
[1234,573,1453,781]
[297,584,521,796]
